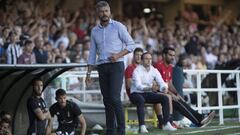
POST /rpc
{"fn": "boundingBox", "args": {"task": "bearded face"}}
[97,6,111,23]
[33,80,43,96]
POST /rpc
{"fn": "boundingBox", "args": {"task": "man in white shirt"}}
[130,52,177,133]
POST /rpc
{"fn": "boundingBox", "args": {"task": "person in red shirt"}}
[154,47,215,128]
[125,48,143,97]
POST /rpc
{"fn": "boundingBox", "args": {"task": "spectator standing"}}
[33,37,48,63]
[85,1,135,135]
[129,52,177,133]
[5,31,22,64]
[18,40,36,64]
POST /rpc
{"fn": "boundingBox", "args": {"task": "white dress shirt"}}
[131,64,167,93]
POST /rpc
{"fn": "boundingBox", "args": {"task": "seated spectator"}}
[0,111,12,123]
[129,52,177,133]
[0,111,12,135]
[0,44,5,63]
[125,48,169,129]
[5,31,22,64]
[33,37,48,63]
[0,118,12,135]
[154,47,215,127]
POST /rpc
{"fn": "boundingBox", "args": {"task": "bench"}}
[122,100,158,127]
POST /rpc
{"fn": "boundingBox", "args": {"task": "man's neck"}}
[100,20,109,27]
[163,60,170,67]
[134,61,140,65]
[33,94,41,99]
[143,65,150,71]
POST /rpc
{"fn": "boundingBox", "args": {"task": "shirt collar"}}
[98,19,113,28]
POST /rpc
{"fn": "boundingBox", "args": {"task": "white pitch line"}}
[175,126,240,134]
[226,133,240,135]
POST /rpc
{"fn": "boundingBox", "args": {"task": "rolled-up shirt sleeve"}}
[118,23,135,53]
[154,68,167,91]
[88,30,97,65]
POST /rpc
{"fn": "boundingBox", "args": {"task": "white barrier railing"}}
[51,69,240,125]
[183,70,240,125]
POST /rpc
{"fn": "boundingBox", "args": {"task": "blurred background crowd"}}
[0,0,239,70]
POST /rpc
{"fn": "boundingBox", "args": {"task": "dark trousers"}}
[129,92,170,126]
[97,62,125,135]
[173,98,204,126]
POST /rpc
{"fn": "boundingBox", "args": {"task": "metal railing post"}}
[217,73,224,125]
[236,72,240,122]
[197,71,202,113]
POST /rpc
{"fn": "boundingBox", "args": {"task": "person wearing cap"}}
[46,89,86,135]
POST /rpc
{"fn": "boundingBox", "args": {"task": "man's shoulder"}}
[91,25,99,31]
[126,64,136,70]
[27,97,33,104]
[51,102,60,109]
[67,100,78,107]
[154,61,164,66]
[135,64,144,71]
[27,96,39,103]
[49,102,59,112]
[111,19,126,29]
[111,19,122,24]
[125,64,136,77]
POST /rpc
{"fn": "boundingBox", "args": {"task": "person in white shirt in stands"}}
[130,52,177,133]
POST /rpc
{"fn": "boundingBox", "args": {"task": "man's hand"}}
[161,87,168,94]
[152,81,160,92]
[85,74,92,87]
[143,87,152,92]
[169,92,183,101]
[108,53,119,63]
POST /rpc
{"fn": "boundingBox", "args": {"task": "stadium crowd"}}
[0,0,239,69]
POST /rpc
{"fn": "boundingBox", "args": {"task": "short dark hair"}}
[55,89,66,98]
[0,111,10,119]
[8,31,17,37]
[141,52,151,60]
[0,118,11,126]
[162,47,175,55]
[32,78,42,85]
[24,40,33,46]
[95,1,109,10]
[133,47,143,54]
